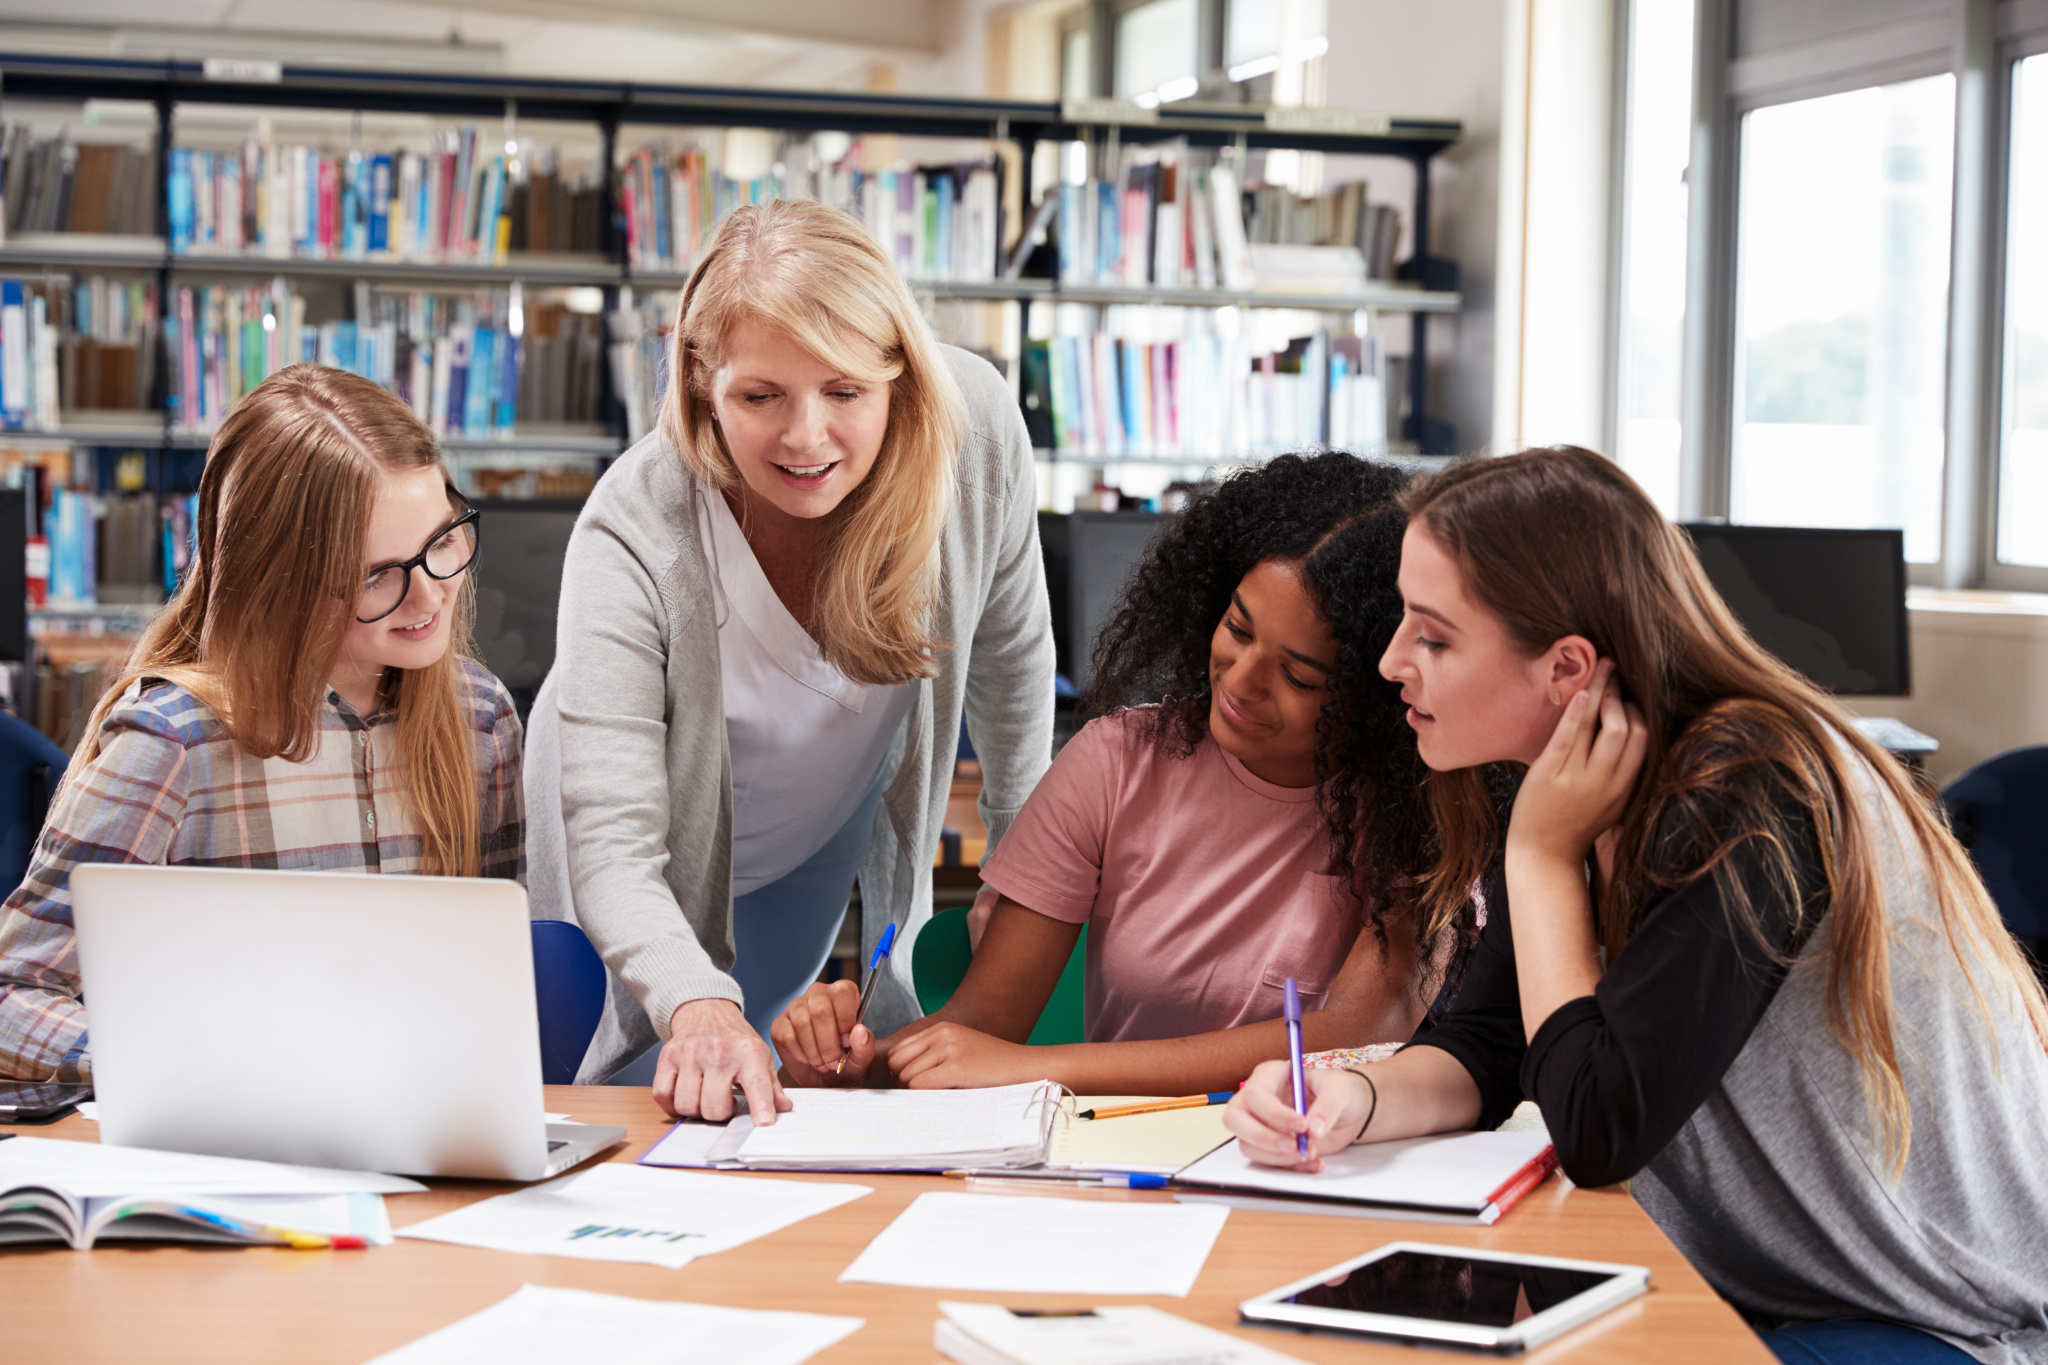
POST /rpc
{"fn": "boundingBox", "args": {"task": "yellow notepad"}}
[1048,1095,1235,1176]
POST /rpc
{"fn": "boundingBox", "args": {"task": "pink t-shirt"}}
[978,710,1362,1043]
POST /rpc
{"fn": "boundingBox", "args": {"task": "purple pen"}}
[1284,976,1308,1159]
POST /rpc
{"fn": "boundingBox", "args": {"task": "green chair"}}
[911,906,1087,1046]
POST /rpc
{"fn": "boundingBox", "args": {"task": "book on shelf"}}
[606,289,677,444]
[0,273,158,429]
[56,276,159,412]
[1244,178,1404,280]
[617,134,1000,285]
[0,125,158,239]
[0,279,62,431]
[162,492,198,594]
[169,127,603,264]
[1049,144,1403,296]
[164,277,600,439]
[97,491,161,606]
[1024,323,1387,460]
[44,485,95,608]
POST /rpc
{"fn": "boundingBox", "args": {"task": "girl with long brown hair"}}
[0,364,524,1083]
[1225,448,2048,1364]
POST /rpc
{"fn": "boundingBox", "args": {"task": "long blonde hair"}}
[663,198,962,685]
[78,364,485,877]
[1406,447,2048,1174]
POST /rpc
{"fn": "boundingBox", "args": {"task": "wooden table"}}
[3,1086,1772,1363]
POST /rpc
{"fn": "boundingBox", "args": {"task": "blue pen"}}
[1284,976,1308,1160]
[838,921,899,1071]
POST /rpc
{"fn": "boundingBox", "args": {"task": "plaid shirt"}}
[0,657,524,1082]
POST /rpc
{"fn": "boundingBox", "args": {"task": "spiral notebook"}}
[641,1087,1233,1177]
[641,1082,1061,1173]
[1173,1129,1558,1226]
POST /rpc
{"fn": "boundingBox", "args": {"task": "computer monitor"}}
[1038,511,1169,692]
[469,499,583,718]
[1681,523,1910,696]
[0,489,24,662]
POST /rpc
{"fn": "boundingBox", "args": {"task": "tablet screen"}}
[1283,1250,1621,1328]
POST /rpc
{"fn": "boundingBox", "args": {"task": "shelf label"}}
[1264,107,1393,136]
[202,58,283,84]
[1061,98,1159,127]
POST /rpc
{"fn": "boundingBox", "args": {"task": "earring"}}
[1551,691,1563,706]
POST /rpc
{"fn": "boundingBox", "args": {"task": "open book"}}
[0,1185,394,1249]
[0,1135,418,1249]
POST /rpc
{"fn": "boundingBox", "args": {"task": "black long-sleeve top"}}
[1410,791,1828,1188]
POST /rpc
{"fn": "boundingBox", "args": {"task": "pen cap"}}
[1283,976,1301,1025]
[868,920,899,971]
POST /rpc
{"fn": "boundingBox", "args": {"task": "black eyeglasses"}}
[356,507,482,624]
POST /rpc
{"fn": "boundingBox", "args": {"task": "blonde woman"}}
[0,365,524,1082]
[525,200,1053,1120]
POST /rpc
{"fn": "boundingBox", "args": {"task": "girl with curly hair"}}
[772,451,1458,1093]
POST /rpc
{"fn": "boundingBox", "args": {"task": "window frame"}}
[1647,0,2048,591]
[1727,66,1961,571]
[1982,20,2048,589]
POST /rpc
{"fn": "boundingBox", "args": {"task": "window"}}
[1612,0,1695,516]
[1114,0,1201,106]
[1999,53,2048,567]
[1730,75,1955,564]
[1224,0,1326,76]
[1062,22,1094,104]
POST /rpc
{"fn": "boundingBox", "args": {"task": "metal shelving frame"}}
[0,52,1465,454]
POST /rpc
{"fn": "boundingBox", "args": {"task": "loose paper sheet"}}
[396,1162,870,1269]
[0,1134,426,1197]
[840,1192,1228,1297]
[365,1284,861,1365]
[938,1302,1310,1365]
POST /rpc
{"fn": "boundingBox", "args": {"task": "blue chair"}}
[530,920,607,1085]
[1942,745,2048,941]
[0,712,67,895]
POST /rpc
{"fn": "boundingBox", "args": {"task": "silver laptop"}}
[71,864,625,1181]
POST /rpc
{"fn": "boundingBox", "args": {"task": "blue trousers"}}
[610,772,885,1085]
[1763,1321,1975,1364]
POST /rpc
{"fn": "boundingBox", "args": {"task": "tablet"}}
[1238,1241,1651,1354]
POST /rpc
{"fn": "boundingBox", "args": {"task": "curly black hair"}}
[1083,451,1446,957]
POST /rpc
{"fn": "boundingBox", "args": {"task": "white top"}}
[696,480,917,896]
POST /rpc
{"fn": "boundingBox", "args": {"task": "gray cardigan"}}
[524,345,1055,1082]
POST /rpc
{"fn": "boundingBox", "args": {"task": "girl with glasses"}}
[0,364,523,1084]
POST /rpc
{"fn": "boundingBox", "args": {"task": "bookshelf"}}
[0,52,1465,737]
[0,53,1465,447]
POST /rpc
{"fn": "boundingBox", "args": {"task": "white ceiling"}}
[0,0,957,87]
